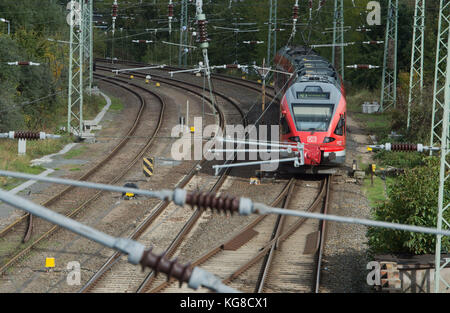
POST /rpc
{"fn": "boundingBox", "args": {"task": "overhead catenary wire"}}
[1,170,450,238]
[0,187,239,293]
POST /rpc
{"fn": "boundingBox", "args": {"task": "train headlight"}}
[323,137,336,143]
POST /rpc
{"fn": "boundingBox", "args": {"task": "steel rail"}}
[95,58,276,96]
[80,66,246,293]
[79,70,228,293]
[147,178,296,293]
[0,80,145,240]
[0,75,165,275]
[221,176,329,286]
[255,181,296,292]
[314,174,331,293]
[148,177,328,293]
[135,87,248,294]
[81,58,273,293]
[96,64,247,126]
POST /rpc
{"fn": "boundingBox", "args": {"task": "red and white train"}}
[274,46,347,171]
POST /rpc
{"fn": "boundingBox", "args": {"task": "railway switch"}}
[0,189,239,293]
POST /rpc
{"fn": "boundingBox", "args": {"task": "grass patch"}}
[363,175,386,208]
[63,145,87,159]
[109,96,124,111]
[362,173,396,208]
[346,88,392,140]
[69,167,81,171]
[0,136,73,190]
[83,94,108,120]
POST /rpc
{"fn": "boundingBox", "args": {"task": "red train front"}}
[274,46,346,170]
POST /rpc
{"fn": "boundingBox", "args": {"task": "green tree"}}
[367,157,450,255]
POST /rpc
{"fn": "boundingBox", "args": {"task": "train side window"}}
[334,116,345,136]
[281,116,290,135]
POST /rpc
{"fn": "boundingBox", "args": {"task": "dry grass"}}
[0,136,72,190]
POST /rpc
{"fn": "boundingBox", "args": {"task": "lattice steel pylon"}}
[406,0,425,129]
[178,0,188,66]
[82,0,93,91]
[266,0,278,67]
[380,0,398,112]
[434,16,450,295]
[430,0,450,152]
[332,0,344,80]
[67,0,84,136]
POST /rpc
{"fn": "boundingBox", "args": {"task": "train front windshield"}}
[292,103,333,131]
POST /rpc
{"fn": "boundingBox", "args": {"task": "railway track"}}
[80,65,250,293]
[95,58,276,99]
[95,64,249,125]
[0,75,165,277]
[146,175,331,293]
[83,60,328,294]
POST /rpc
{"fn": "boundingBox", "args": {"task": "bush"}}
[374,150,425,169]
[367,157,450,255]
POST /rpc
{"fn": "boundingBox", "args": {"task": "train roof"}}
[277,46,342,88]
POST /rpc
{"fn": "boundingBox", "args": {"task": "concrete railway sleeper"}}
[0,75,165,276]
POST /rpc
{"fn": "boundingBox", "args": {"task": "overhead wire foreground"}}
[0,187,238,294]
[1,170,450,238]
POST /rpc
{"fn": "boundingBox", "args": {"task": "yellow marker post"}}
[45,257,55,270]
[143,157,154,178]
[130,75,134,79]
[190,126,195,133]
[371,164,376,186]
[145,79,149,84]
[257,79,261,83]
[156,82,160,87]
[241,76,246,80]
[367,147,373,152]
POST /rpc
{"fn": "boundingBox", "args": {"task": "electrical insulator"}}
[362,41,384,45]
[14,131,40,140]
[293,5,299,21]
[346,64,380,69]
[318,0,326,10]
[132,40,153,44]
[197,18,209,44]
[356,28,371,32]
[168,3,174,18]
[368,143,440,153]
[112,3,118,17]
[185,191,241,215]
[309,0,313,18]
[139,246,192,287]
[168,0,173,34]
[272,28,285,32]
[0,131,60,140]
[242,41,264,44]
[7,61,40,66]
